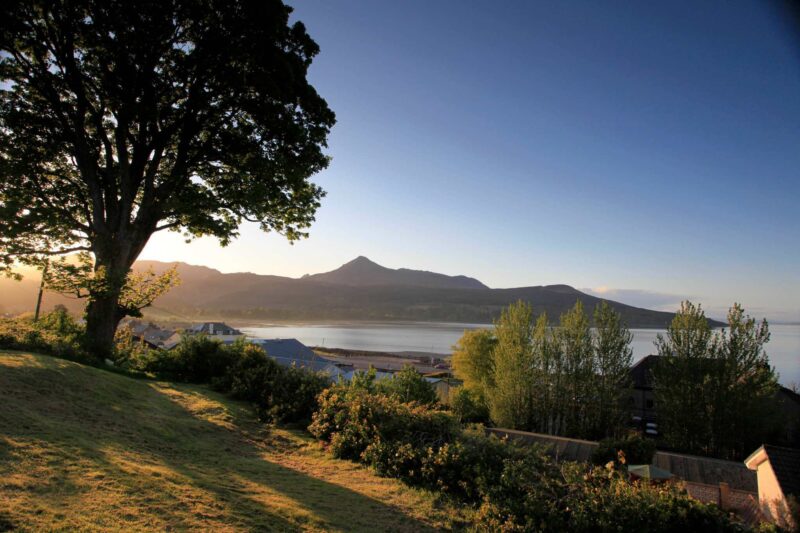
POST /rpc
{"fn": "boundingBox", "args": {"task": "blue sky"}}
[141,1,800,321]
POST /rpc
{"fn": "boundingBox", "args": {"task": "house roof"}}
[746,445,800,498]
[487,427,757,492]
[486,428,598,463]
[779,386,800,406]
[653,450,757,492]
[251,338,317,361]
[629,355,661,389]
[188,322,242,335]
[248,339,346,378]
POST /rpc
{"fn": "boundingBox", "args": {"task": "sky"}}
[139,0,800,322]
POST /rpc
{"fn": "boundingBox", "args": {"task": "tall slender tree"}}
[708,304,777,459]
[652,301,715,454]
[590,301,633,439]
[554,301,594,437]
[0,0,335,357]
[489,301,535,429]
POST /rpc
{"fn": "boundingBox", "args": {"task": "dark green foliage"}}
[309,382,459,463]
[137,337,330,424]
[591,433,657,466]
[376,364,438,406]
[142,335,237,383]
[653,302,779,460]
[448,387,490,423]
[0,310,88,361]
[254,365,331,424]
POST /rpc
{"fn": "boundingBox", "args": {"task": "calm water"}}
[241,322,800,386]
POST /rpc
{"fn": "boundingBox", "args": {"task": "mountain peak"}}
[304,257,488,289]
[345,256,379,266]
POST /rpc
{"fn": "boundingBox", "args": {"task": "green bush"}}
[476,460,744,532]
[310,384,451,460]
[591,432,657,467]
[139,334,236,382]
[311,381,526,501]
[449,386,490,423]
[255,365,331,424]
[0,310,88,361]
[376,365,438,406]
[210,343,330,424]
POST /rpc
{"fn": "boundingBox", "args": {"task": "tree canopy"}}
[0,0,335,355]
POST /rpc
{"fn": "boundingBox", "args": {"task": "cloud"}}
[582,287,690,312]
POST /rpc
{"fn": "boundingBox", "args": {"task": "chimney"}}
[719,482,730,510]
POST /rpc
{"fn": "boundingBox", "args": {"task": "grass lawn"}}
[0,351,471,532]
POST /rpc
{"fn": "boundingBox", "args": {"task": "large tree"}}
[0,0,335,356]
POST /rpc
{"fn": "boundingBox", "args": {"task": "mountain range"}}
[0,256,698,327]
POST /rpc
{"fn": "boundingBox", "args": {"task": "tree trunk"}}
[84,289,124,361]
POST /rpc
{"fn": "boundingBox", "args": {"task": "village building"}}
[745,444,800,529]
[250,338,350,380]
[187,322,243,337]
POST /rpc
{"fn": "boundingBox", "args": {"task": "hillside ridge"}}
[0,257,719,327]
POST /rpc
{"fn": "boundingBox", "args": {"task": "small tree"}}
[378,365,438,406]
[451,328,496,408]
[709,304,777,459]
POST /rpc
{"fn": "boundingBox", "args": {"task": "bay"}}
[241,322,800,386]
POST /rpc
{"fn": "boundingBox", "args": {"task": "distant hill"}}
[133,258,692,327]
[302,256,488,289]
[1,257,719,328]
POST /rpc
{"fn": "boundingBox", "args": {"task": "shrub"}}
[113,326,155,368]
[476,459,744,532]
[139,334,236,382]
[311,382,525,501]
[0,310,88,361]
[449,386,490,423]
[591,432,657,467]
[311,386,745,532]
[212,343,330,424]
[256,365,331,424]
[376,365,439,405]
[212,343,278,398]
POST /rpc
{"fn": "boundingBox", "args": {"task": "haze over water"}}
[242,322,800,387]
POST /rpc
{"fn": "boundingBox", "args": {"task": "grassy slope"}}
[0,351,470,532]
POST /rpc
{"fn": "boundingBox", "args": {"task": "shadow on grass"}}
[0,353,437,532]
